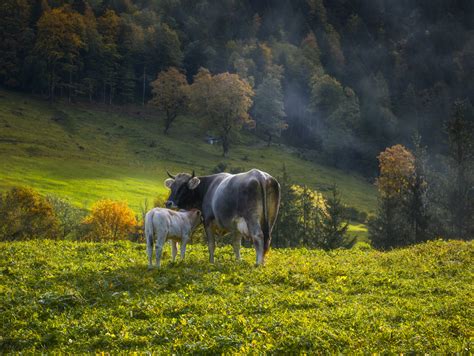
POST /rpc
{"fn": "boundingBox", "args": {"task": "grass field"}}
[0,239,472,353]
[0,90,376,216]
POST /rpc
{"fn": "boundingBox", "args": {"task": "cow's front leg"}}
[171,240,178,262]
[204,224,216,264]
[232,231,242,261]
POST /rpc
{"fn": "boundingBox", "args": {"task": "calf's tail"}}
[145,212,155,257]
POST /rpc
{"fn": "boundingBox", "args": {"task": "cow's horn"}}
[166,170,175,179]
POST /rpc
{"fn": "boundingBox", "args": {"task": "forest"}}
[1,0,473,174]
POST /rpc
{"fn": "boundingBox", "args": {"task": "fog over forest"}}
[1,0,473,175]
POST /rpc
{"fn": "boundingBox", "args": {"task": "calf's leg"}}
[171,240,178,262]
[155,232,166,268]
[180,235,188,260]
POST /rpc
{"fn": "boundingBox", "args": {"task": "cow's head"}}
[164,170,200,209]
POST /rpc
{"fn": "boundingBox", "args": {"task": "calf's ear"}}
[187,177,201,190]
[164,178,174,188]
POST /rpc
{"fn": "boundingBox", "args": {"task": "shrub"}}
[46,195,86,240]
[82,199,137,241]
[0,186,59,241]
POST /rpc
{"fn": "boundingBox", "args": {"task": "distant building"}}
[205,135,220,145]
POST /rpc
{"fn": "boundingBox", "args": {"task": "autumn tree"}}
[83,199,137,241]
[35,6,86,103]
[253,65,287,145]
[0,187,59,241]
[150,67,189,135]
[189,68,254,156]
[370,144,417,248]
[375,144,415,198]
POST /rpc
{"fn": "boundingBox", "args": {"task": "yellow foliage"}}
[0,187,59,241]
[376,144,415,198]
[291,184,328,217]
[189,68,255,129]
[35,6,86,63]
[150,67,188,114]
[83,199,137,241]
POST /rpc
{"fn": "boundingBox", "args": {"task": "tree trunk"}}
[142,65,146,106]
[267,133,272,146]
[222,134,229,157]
[68,70,72,103]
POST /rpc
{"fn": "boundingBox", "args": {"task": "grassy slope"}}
[1,239,472,353]
[0,90,376,215]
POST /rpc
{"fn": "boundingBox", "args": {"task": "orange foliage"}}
[376,144,415,198]
[150,67,188,114]
[83,199,137,241]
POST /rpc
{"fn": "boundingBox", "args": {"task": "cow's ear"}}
[164,178,174,188]
[187,177,200,190]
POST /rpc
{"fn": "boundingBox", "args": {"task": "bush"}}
[46,195,86,240]
[82,199,137,241]
[0,186,59,241]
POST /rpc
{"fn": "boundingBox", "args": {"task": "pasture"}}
[1,239,472,353]
[0,90,376,214]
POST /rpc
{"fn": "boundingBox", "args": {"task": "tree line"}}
[369,101,474,247]
[1,0,472,174]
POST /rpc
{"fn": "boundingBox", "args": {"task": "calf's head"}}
[188,209,202,230]
[164,170,201,209]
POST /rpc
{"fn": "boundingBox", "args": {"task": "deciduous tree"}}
[150,67,189,135]
[0,187,59,241]
[35,6,86,103]
[189,68,254,156]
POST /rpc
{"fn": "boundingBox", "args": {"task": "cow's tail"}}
[257,174,270,255]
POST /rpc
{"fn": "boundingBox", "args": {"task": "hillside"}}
[0,90,376,214]
[1,239,472,353]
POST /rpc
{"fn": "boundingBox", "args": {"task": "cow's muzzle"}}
[165,200,177,209]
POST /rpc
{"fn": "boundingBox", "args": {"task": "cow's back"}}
[209,169,271,230]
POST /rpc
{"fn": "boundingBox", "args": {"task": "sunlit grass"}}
[1,239,471,353]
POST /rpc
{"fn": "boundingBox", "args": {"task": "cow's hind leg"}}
[232,231,242,261]
[204,224,216,263]
[248,221,265,266]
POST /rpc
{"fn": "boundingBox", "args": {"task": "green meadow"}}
[0,90,376,215]
[1,239,472,353]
